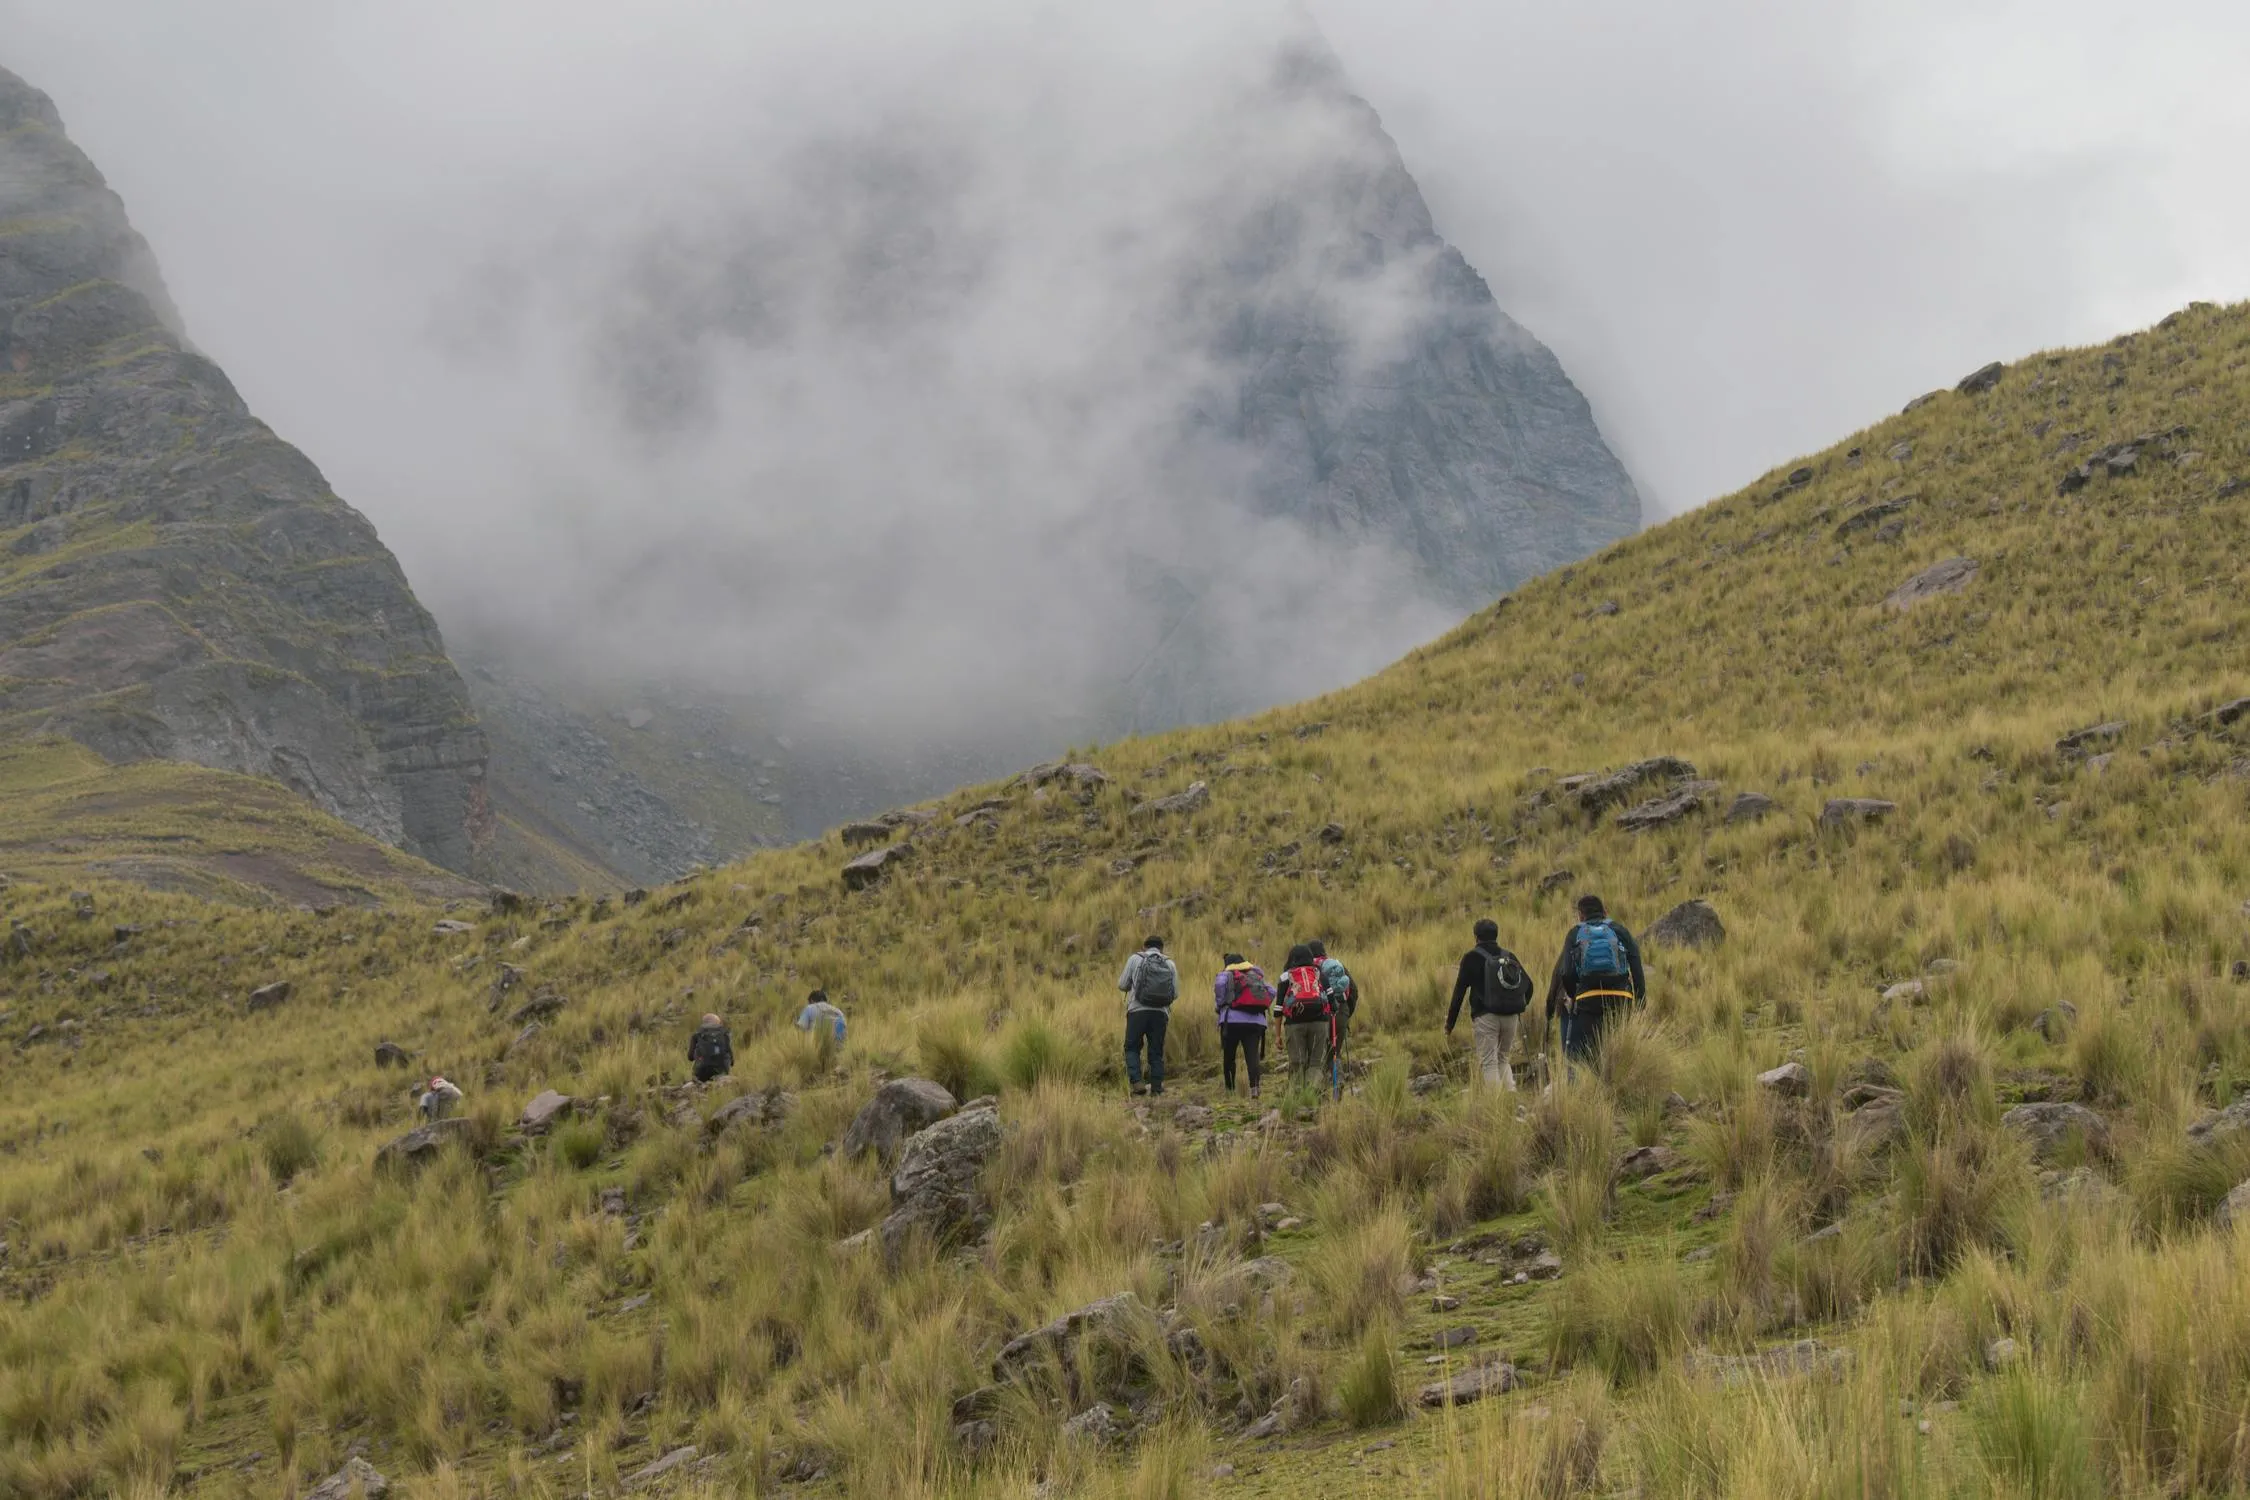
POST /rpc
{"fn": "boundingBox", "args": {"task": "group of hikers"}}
[412,897,1644,1119]
[1119,894,1646,1098]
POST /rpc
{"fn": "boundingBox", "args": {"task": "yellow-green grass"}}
[5,301,2250,1496]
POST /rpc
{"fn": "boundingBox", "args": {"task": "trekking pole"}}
[1330,1010,1342,1102]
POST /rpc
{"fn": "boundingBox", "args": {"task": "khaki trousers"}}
[1473,1012,1521,1090]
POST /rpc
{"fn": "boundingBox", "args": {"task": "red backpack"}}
[1283,965,1331,1025]
[1223,966,1275,1015]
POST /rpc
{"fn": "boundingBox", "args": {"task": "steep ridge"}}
[3,304,2249,1495]
[0,66,493,871]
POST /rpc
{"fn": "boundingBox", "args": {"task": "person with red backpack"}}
[1214,952,1274,1098]
[1276,943,1332,1094]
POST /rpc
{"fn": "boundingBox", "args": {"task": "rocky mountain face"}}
[0,66,493,870]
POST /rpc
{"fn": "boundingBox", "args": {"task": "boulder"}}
[2057,722,2126,755]
[2034,1000,2078,1042]
[1569,757,1699,816]
[1061,1403,1127,1446]
[1983,1337,2022,1371]
[431,918,476,936]
[842,1079,959,1163]
[1617,780,1722,831]
[622,888,649,907]
[707,1086,794,1136]
[880,1101,1005,1261]
[1132,781,1211,819]
[1649,899,1727,949]
[505,1023,543,1058]
[993,1291,1154,1398]
[2187,1098,2250,1149]
[1758,1062,1813,1098]
[2215,1180,2250,1231]
[1880,980,1926,1008]
[840,821,893,847]
[1028,762,1111,790]
[373,1040,412,1069]
[374,1118,470,1174]
[1208,1256,1297,1307]
[1883,557,1979,610]
[2002,1102,2110,1163]
[842,843,911,891]
[508,988,567,1026]
[520,1090,574,1135]
[1837,1099,1907,1155]
[247,981,293,1012]
[1319,822,1348,844]
[304,1457,391,1500]
[1726,792,1778,824]
[1432,1326,1479,1350]
[624,1447,698,1490]
[1617,1144,1681,1182]
[1819,798,1897,830]
[1417,1360,1517,1409]
[1956,361,2006,394]
[1835,497,1913,541]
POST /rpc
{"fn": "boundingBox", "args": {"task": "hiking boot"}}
[1130,1084,1149,1097]
[1249,1087,1261,1100]
[1150,1083,1164,1096]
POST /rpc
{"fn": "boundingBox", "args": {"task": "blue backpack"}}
[1574,920,1629,980]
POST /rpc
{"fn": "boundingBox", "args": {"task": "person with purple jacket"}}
[1213,952,1274,1098]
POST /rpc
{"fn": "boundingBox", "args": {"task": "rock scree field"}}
[6,302,2250,1497]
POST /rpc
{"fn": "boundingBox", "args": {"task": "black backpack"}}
[1481,947,1532,1016]
[1133,952,1180,1007]
[691,1027,730,1065]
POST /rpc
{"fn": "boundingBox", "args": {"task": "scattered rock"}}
[1410,1073,1447,1097]
[2187,1098,2250,1149]
[1983,1337,2021,1371]
[1432,1294,1461,1313]
[373,1041,412,1069]
[520,1090,574,1134]
[1527,1250,1564,1281]
[2002,1102,2110,1162]
[1886,440,1915,463]
[1538,869,1575,894]
[247,981,293,1012]
[952,1419,997,1456]
[1838,1099,1907,1154]
[600,1186,628,1216]
[1758,1062,1813,1098]
[1884,557,1978,610]
[1431,1326,1479,1350]
[1880,980,1926,1007]
[509,988,567,1026]
[1171,1102,1216,1132]
[68,891,94,918]
[840,821,893,846]
[881,1101,1005,1261]
[2215,1180,2250,1231]
[1617,1144,1681,1182]
[1956,361,2005,395]
[506,1023,542,1058]
[1319,822,1348,844]
[374,1119,469,1174]
[842,843,912,891]
[1417,1360,1517,1409]
[1061,1403,1127,1446]
[1902,390,1944,413]
[707,1086,794,1136]
[1027,762,1111,790]
[625,1447,699,1489]
[1835,496,1913,541]
[1688,1339,1851,1387]
[842,1079,959,1164]
[2057,722,2126,755]
[1725,792,1778,824]
[2041,1167,2122,1212]
[2034,1000,2078,1042]
[431,918,476,936]
[1133,781,1211,819]
[1648,898,1726,949]
[1569,757,1699,816]
[1617,780,1723,831]
[1819,798,1897,830]
[304,1457,391,1500]
[993,1291,1154,1399]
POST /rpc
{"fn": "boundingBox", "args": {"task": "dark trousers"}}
[1560,998,1618,1061]
[1124,1008,1169,1089]
[693,1058,728,1084]
[1221,1022,1265,1090]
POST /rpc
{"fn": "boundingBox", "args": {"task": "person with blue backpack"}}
[1118,935,1179,1096]
[1308,940,1357,1099]
[1546,894,1646,1065]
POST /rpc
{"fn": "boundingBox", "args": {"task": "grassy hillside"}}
[5,300,2250,1499]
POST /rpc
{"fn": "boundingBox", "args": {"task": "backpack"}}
[1283,964,1332,1025]
[1574,920,1630,981]
[1481,947,1533,1016]
[1134,952,1180,1007]
[1318,958,1357,1017]
[691,1027,729,1065]
[1221,966,1275,1015]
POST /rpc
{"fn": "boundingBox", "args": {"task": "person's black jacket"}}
[688,1024,734,1076]
[1446,941,1518,1030]
[1545,919,1646,1029]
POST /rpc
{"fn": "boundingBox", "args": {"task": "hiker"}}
[1117,935,1179,1096]
[1445,918,1534,1089]
[795,990,848,1045]
[1214,951,1274,1098]
[1276,943,1333,1093]
[688,1012,734,1083]
[418,1075,463,1121]
[1309,939,1358,1081]
[1546,895,1646,1065]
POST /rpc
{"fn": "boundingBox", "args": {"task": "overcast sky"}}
[9,0,2242,520]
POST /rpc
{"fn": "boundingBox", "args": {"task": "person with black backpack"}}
[1276,943,1333,1094]
[1546,895,1646,1065]
[1445,918,1533,1089]
[1214,952,1274,1097]
[1118,935,1179,1096]
[688,1012,735,1083]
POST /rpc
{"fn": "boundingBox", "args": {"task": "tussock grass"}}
[8,302,2250,1491]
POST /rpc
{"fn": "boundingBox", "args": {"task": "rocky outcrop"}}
[2002,1102,2110,1163]
[303,1457,390,1500]
[880,1100,1005,1261]
[1884,557,1978,610]
[1648,899,1727,949]
[842,1079,959,1164]
[0,66,490,870]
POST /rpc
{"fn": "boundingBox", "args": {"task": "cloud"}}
[3,0,2244,759]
